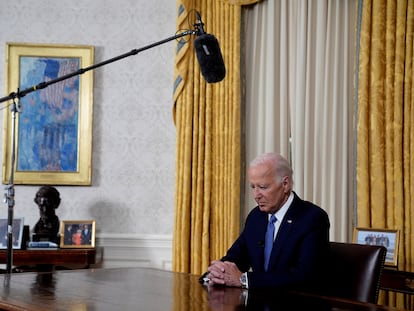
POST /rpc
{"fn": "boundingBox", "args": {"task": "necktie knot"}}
[269,214,276,224]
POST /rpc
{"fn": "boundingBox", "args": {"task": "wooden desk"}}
[381,267,414,294]
[0,248,101,270]
[0,267,409,311]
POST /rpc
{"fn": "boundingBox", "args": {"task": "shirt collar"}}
[269,192,294,222]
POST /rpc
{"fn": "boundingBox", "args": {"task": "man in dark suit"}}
[205,153,330,290]
[81,224,92,245]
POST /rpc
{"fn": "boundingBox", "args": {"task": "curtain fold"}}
[356,0,414,308]
[172,0,243,274]
[222,0,262,5]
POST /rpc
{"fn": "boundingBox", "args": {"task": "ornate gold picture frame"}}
[60,220,96,248]
[353,227,400,267]
[2,42,94,185]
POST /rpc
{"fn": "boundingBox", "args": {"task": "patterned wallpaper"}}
[0,1,177,237]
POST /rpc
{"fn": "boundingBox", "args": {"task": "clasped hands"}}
[207,260,243,287]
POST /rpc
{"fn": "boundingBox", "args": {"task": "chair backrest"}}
[323,241,386,304]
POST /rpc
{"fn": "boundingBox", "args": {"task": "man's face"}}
[248,162,290,214]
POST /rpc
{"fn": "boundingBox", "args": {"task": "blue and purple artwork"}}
[17,57,80,172]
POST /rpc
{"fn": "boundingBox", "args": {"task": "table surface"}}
[381,267,414,294]
[0,267,408,311]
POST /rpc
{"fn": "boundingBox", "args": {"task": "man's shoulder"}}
[290,193,328,217]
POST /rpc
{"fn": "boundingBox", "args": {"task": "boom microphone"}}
[194,12,226,83]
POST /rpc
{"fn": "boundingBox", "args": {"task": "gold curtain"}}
[172,0,248,274]
[357,0,414,308]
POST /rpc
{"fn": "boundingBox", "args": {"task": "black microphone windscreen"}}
[194,34,226,83]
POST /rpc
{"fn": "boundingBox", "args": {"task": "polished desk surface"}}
[382,267,414,294]
[0,248,100,270]
[0,267,407,311]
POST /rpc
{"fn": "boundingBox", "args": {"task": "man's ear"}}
[282,176,291,192]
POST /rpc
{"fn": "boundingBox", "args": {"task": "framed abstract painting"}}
[2,42,94,185]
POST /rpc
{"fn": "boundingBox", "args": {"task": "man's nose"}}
[252,188,262,198]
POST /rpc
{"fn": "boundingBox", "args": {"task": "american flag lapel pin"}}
[287,219,293,224]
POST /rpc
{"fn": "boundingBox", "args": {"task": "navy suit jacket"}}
[221,192,330,289]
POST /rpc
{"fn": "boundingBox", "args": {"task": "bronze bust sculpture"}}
[33,186,61,244]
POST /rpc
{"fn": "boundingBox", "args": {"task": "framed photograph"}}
[2,42,94,185]
[60,220,96,248]
[353,227,400,266]
[0,217,24,249]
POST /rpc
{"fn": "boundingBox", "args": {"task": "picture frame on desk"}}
[0,218,24,249]
[353,227,400,267]
[2,42,94,185]
[60,220,95,248]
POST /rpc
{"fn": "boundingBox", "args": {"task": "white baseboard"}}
[95,233,173,271]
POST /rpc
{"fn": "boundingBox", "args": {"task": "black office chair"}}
[322,241,387,304]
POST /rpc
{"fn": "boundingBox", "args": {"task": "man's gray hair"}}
[250,153,293,182]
